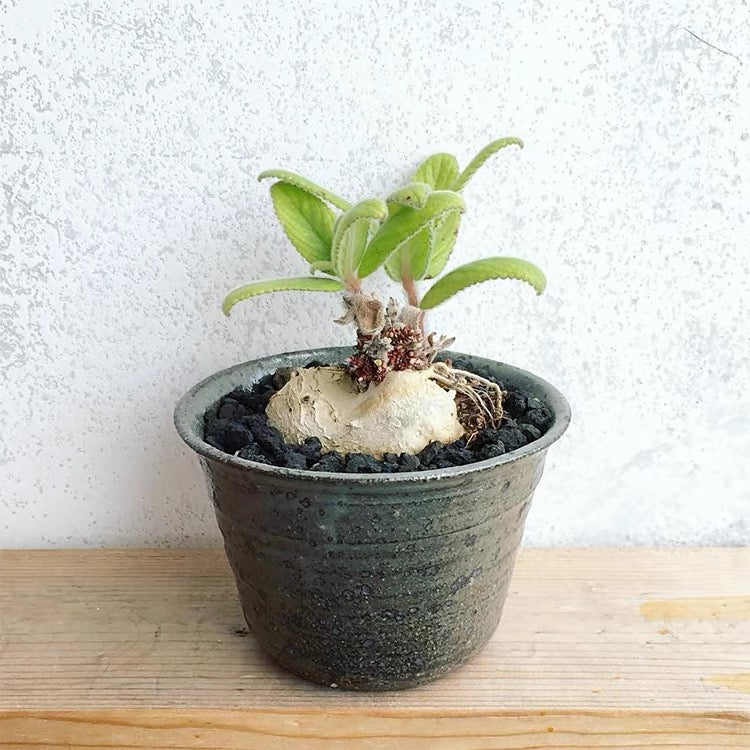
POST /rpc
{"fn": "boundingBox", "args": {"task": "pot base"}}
[260,622,500,691]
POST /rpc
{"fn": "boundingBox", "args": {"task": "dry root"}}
[430,362,504,441]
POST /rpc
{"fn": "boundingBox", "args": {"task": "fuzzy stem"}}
[400,252,421,309]
[344,274,361,293]
[402,275,420,308]
[402,274,426,338]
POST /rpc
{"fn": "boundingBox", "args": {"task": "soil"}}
[203,359,553,473]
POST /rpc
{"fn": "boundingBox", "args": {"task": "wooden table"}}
[1,548,748,748]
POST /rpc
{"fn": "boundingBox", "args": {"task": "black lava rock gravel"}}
[203,361,554,473]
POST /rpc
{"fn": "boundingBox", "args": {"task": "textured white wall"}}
[2,1,748,548]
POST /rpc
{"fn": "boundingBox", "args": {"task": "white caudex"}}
[266,366,464,458]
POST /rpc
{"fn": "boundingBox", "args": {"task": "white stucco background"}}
[1,1,748,548]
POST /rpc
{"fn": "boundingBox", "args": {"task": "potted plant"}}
[174,137,570,690]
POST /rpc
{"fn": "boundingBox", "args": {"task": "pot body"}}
[175,348,570,690]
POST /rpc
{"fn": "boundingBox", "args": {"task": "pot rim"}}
[174,347,571,484]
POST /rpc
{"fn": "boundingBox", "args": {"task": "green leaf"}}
[269,183,335,263]
[259,169,351,210]
[357,190,466,278]
[452,137,524,191]
[413,153,460,190]
[331,198,388,279]
[419,257,546,310]
[222,276,344,316]
[309,260,337,276]
[386,181,432,209]
[424,210,462,279]
[335,220,370,280]
[384,224,433,281]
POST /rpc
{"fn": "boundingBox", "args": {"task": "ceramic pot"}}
[174,347,570,690]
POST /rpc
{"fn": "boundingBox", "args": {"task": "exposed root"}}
[431,362,504,441]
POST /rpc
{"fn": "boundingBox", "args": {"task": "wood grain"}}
[2,709,749,749]
[1,548,748,748]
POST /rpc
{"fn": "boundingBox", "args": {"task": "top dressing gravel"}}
[203,360,553,473]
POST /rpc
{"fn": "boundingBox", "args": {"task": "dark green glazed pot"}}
[174,347,570,691]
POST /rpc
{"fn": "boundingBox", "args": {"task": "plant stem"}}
[400,253,420,308]
[402,275,420,308]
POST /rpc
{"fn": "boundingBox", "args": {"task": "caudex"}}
[222,138,546,460]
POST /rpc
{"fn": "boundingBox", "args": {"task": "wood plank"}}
[1,548,748,749]
[1,709,748,749]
